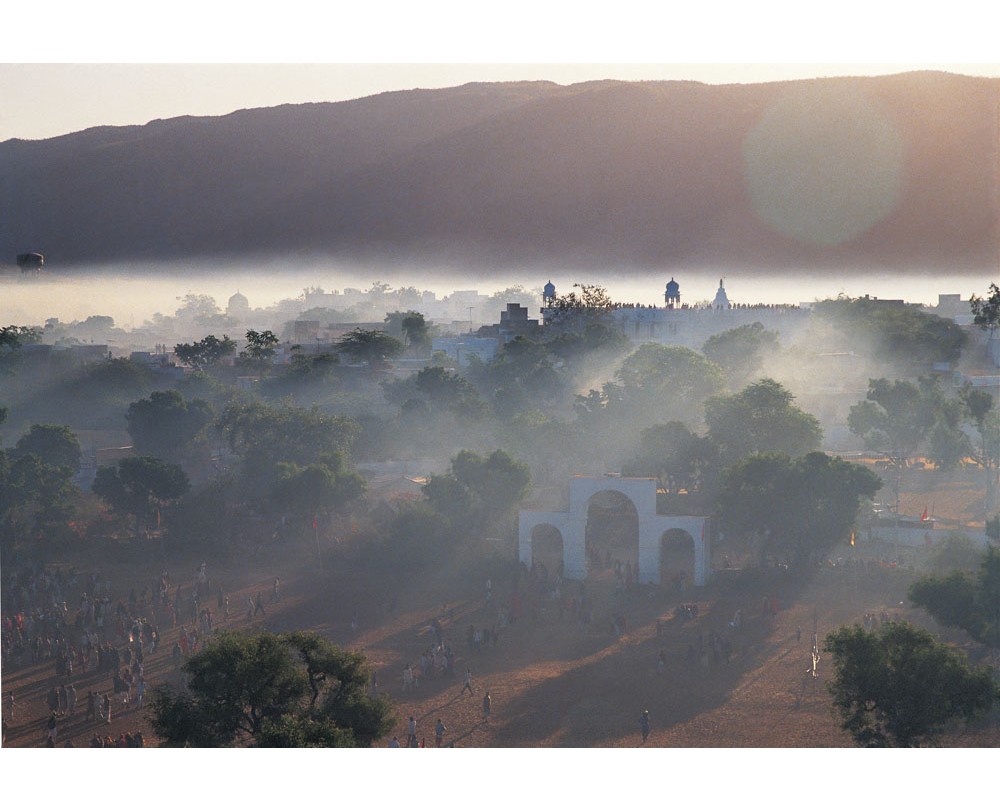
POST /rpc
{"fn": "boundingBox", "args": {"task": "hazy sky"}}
[3,3,999,142]
[4,62,999,143]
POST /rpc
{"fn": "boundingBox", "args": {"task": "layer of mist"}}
[0,263,992,327]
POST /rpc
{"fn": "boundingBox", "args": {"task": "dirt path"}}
[4,545,998,748]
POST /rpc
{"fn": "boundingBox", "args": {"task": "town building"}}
[538,278,809,351]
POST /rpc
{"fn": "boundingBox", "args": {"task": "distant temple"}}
[712,279,731,310]
[538,276,804,350]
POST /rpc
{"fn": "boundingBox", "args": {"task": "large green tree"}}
[237,329,280,372]
[705,378,822,466]
[384,310,431,351]
[150,630,394,747]
[126,390,213,463]
[545,321,629,367]
[909,546,1000,649]
[542,284,618,341]
[174,334,237,370]
[614,344,723,403]
[0,452,78,544]
[334,328,403,369]
[12,424,82,474]
[270,455,365,529]
[824,621,997,747]
[596,344,724,432]
[715,452,881,569]
[620,421,717,494]
[1,421,80,547]
[465,337,567,419]
[92,455,190,535]
[848,378,938,469]
[850,376,981,480]
[423,448,531,537]
[812,295,967,370]
[218,401,358,479]
[702,322,780,384]
[413,366,487,419]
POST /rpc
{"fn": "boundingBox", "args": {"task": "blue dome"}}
[543,281,556,297]
[665,278,680,295]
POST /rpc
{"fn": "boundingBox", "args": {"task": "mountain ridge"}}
[2,72,997,274]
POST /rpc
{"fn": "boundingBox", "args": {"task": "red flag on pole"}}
[920,507,928,521]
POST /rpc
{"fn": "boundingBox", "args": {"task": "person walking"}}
[435,718,447,747]
[461,668,474,697]
[46,685,59,715]
[407,716,417,747]
[640,710,650,743]
[4,691,17,723]
[482,691,492,724]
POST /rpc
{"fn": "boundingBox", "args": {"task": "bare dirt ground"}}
[3,469,999,749]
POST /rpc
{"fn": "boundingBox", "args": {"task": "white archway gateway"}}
[519,476,710,586]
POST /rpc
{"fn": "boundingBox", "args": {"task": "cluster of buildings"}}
[434,277,809,365]
[431,278,998,379]
[15,275,998,380]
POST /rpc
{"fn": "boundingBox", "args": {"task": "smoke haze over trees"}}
[4,26,1000,765]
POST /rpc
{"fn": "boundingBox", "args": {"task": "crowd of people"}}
[1,553,283,748]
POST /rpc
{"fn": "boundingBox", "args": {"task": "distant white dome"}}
[227,291,250,315]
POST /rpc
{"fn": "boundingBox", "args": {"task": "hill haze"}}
[2,72,997,275]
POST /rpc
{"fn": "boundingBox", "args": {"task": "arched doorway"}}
[585,490,639,578]
[660,529,696,592]
[530,524,564,585]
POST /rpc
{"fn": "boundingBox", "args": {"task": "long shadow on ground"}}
[489,570,818,747]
